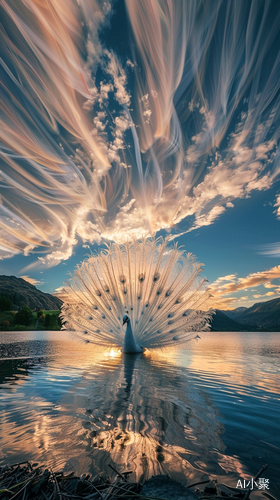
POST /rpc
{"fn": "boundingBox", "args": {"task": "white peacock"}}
[60,237,212,352]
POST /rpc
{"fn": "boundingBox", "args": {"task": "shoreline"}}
[1,328,280,333]
[1,460,272,500]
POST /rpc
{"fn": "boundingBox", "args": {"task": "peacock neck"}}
[123,320,143,353]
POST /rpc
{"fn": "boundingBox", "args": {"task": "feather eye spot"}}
[175,297,182,304]
[149,317,153,322]
[93,305,98,310]
[168,312,174,318]
[96,290,102,297]
[130,307,133,311]
[157,330,161,334]
[96,329,100,333]
[120,275,126,284]
[158,304,162,309]
[84,331,88,334]
[138,273,145,283]
[104,285,110,293]
[165,289,172,297]
[88,316,93,320]
[102,314,106,319]
[138,296,141,300]
[107,305,111,310]
[157,288,162,295]
[145,303,149,307]
[153,272,160,282]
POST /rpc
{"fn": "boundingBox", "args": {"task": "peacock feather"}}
[60,237,212,349]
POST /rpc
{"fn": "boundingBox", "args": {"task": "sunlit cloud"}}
[253,291,275,298]
[1,1,280,267]
[20,275,42,286]
[210,265,280,309]
[275,194,280,219]
[263,282,277,288]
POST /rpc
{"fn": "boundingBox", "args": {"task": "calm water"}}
[0,331,279,498]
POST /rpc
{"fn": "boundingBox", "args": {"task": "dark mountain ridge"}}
[210,310,244,331]
[216,297,280,332]
[0,275,62,310]
[223,307,247,320]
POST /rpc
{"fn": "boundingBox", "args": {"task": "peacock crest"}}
[60,237,212,349]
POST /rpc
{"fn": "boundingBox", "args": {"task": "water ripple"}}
[0,331,279,498]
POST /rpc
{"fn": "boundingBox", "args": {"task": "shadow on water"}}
[0,357,47,386]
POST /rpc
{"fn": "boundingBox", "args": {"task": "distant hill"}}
[222,307,247,320]
[210,310,244,331]
[229,297,280,331]
[0,275,62,310]
[218,297,280,332]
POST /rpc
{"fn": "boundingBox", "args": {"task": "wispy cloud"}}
[257,242,280,258]
[20,275,42,286]
[1,1,280,267]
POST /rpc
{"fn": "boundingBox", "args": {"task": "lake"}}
[0,330,279,498]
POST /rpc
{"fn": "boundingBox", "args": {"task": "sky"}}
[1,0,280,310]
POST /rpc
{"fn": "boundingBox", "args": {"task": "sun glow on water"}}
[106,348,122,358]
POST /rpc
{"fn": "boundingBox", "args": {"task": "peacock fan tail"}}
[60,237,213,350]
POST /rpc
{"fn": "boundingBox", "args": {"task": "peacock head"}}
[123,314,130,325]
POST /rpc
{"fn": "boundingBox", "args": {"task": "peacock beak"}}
[123,319,126,325]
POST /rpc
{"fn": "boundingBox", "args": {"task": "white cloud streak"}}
[0,1,280,267]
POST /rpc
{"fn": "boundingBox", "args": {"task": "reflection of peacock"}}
[60,237,212,352]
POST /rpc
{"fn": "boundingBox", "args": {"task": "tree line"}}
[0,295,62,330]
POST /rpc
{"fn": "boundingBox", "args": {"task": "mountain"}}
[222,307,247,320]
[220,297,280,331]
[0,275,62,310]
[210,310,244,331]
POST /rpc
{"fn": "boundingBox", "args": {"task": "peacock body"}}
[60,237,212,350]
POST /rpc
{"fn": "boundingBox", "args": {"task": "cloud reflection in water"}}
[0,330,279,495]
[0,332,225,484]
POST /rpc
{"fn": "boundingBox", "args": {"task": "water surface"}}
[0,331,279,498]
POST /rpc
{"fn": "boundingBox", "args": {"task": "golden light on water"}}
[1,330,280,496]
[106,348,122,358]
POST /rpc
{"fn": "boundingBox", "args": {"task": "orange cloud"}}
[210,265,280,309]
[20,275,42,286]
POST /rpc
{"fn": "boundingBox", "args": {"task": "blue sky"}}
[1,0,280,309]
